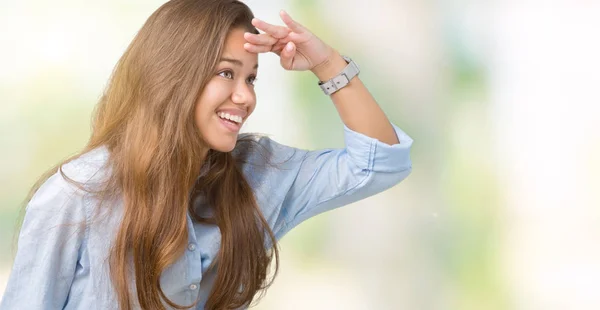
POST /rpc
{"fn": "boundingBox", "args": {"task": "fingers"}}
[279,10,306,34]
[271,41,288,56]
[251,18,290,39]
[243,30,292,56]
[279,42,295,70]
[243,43,274,54]
[246,11,303,62]
[243,32,278,46]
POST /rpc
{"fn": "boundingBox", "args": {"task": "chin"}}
[207,138,237,153]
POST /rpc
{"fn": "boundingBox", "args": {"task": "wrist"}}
[310,50,347,82]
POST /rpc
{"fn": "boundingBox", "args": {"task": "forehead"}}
[221,28,258,66]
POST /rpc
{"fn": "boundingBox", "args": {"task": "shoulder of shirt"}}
[25,146,110,218]
[57,145,112,192]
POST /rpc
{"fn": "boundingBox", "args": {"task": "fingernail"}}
[286,42,293,51]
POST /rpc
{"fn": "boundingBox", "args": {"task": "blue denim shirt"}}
[0,123,413,309]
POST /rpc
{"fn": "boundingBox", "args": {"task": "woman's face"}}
[194,27,259,153]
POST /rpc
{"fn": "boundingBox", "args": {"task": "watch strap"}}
[318,55,360,95]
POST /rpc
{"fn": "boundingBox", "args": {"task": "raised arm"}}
[242,10,414,238]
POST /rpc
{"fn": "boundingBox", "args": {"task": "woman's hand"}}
[243,10,337,72]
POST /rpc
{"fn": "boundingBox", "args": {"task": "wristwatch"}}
[318,55,360,96]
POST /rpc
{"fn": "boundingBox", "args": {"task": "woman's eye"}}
[218,70,233,79]
[218,70,256,86]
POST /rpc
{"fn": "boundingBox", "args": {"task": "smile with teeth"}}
[217,112,243,124]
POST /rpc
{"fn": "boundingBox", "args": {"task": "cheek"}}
[195,82,228,118]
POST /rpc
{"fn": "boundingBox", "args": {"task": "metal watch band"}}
[318,55,360,96]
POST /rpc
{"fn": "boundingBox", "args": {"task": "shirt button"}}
[189,284,198,290]
[187,243,196,251]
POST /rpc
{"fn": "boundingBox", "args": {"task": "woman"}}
[0,0,413,309]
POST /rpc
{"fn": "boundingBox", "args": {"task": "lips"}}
[215,108,247,120]
[217,113,241,132]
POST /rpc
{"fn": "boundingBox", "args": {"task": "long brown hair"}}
[21,0,279,309]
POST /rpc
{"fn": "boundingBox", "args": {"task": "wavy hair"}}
[21,0,279,309]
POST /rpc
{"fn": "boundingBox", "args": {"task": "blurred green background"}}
[1,1,599,309]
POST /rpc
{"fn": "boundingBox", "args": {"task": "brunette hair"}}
[21,0,279,309]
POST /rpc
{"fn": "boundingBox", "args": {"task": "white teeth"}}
[217,112,242,124]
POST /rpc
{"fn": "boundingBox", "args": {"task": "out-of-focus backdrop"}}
[1,1,599,309]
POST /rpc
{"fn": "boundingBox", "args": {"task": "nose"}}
[231,82,254,105]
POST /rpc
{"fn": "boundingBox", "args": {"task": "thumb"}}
[280,42,295,70]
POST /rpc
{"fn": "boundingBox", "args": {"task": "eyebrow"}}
[220,57,259,69]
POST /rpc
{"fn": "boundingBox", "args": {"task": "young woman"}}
[0,0,413,309]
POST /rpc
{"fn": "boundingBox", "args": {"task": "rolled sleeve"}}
[343,122,413,173]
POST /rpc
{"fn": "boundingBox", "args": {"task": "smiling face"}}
[194,27,259,153]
